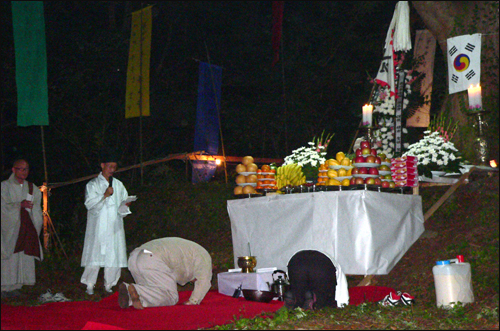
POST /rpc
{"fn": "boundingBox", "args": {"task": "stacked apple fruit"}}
[233,156,259,195]
[255,164,278,190]
[349,140,396,188]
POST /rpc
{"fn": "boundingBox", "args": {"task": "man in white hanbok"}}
[1,159,43,298]
[118,237,212,309]
[80,157,133,295]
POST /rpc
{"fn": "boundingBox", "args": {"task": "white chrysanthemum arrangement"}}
[283,131,334,168]
[403,130,462,177]
[283,131,334,178]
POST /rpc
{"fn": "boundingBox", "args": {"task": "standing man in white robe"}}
[80,154,133,295]
[1,159,43,298]
[118,237,213,309]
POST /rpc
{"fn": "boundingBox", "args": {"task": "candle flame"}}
[490,160,497,168]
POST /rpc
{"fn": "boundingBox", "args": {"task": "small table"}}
[227,190,424,276]
[217,270,275,297]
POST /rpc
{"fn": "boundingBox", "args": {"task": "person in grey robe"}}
[1,159,43,298]
[118,237,213,309]
[80,154,133,295]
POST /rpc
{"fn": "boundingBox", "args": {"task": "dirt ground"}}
[1,169,498,329]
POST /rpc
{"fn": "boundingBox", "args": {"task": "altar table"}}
[227,190,424,275]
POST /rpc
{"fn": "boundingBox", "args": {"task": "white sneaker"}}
[52,292,71,302]
[38,289,54,303]
[104,285,113,293]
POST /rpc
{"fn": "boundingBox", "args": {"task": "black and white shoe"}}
[397,291,415,305]
[378,291,401,307]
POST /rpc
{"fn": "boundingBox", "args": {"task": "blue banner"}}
[192,62,222,183]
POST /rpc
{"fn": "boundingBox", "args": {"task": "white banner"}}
[447,33,481,94]
[407,29,435,127]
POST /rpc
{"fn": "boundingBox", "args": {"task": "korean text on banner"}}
[125,6,152,119]
[447,33,481,94]
[12,1,49,127]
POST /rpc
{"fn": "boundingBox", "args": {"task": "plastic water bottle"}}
[432,255,474,308]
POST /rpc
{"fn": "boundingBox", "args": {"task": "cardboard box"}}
[392,156,418,164]
[393,173,418,181]
[391,166,418,175]
[395,178,419,187]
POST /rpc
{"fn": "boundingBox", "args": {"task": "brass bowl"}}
[237,256,257,273]
[242,289,276,303]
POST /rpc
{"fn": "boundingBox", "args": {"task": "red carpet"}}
[348,286,396,306]
[1,291,283,330]
[1,287,394,330]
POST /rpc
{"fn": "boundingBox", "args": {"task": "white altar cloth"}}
[227,190,425,275]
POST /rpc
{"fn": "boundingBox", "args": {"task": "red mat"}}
[348,286,396,306]
[1,290,283,330]
[1,286,394,330]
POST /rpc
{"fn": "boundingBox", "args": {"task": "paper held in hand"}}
[124,195,137,204]
[119,195,137,214]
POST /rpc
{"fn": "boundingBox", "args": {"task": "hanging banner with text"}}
[12,1,49,127]
[447,33,481,94]
[395,69,406,154]
[192,62,223,184]
[407,29,435,127]
[125,6,152,119]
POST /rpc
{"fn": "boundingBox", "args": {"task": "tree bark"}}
[411,1,499,162]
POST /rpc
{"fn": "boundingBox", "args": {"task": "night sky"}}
[1,1,406,183]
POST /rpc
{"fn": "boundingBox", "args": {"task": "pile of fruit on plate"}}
[350,140,396,188]
[233,156,261,196]
[317,151,353,186]
[256,164,278,191]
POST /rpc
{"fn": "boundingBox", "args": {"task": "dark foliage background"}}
[2,0,443,184]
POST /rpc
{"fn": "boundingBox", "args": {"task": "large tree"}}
[412,1,499,163]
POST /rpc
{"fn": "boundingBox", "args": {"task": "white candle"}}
[467,84,482,110]
[362,104,373,126]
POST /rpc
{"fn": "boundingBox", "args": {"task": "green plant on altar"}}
[403,130,463,178]
[283,130,334,179]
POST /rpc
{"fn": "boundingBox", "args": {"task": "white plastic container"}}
[432,255,474,308]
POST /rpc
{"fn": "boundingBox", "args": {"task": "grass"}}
[1,165,499,329]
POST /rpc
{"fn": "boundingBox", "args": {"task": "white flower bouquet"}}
[403,130,462,178]
[283,131,334,179]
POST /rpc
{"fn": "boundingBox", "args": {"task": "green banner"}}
[12,1,49,126]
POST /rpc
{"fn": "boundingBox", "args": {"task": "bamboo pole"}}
[40,126,49,250]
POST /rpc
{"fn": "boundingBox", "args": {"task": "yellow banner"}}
[125,6,152,118]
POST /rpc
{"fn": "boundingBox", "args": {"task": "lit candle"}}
[362,104,373,126]
[467,84,482,111]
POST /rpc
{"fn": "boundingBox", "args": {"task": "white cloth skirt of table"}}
[217,271,274,297]
[227,190,424,275]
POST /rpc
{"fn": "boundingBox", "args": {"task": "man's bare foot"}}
[128,284,144,309]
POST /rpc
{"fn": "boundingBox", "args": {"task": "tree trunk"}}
[411,1,499,163]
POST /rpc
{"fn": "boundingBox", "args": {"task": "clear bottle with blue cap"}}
[432,255,474,308]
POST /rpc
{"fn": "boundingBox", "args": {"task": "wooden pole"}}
[423,168,475,222]
[40,126,49,249]
[41,183,49,250]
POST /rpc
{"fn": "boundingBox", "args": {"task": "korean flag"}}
[447,33,481,94]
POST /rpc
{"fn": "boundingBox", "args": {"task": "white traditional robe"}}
[1,174,43,291]
[81,173,130,268]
